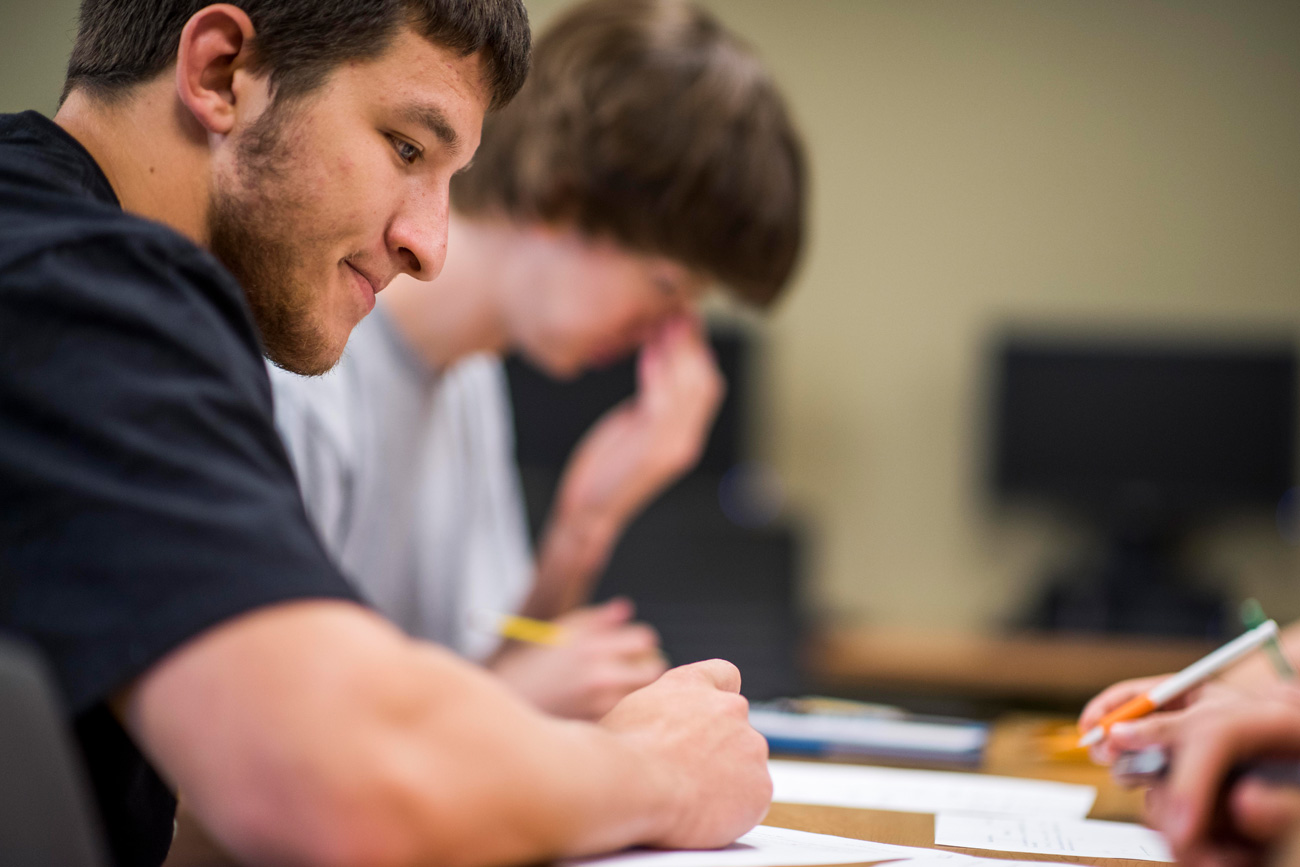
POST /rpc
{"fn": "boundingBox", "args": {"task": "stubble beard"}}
[207,102,339,376]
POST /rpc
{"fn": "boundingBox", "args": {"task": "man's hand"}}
[600,659,772,850]
[525,316,724,617]
[488,598,668,720]
[560,315,723,526]
[1102,684,1300,867]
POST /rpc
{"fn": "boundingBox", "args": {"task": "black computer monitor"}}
[992,336,1297,518]
[991,334,1298,636]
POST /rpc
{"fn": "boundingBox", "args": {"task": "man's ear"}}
[174,4,259,135]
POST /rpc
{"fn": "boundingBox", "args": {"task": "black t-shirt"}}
[0,111,361,866]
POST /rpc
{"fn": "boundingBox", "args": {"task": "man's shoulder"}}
[440,353,511,413]
[0,111,117,207]
[268,362,359,456]
[272,311,433,441]
[0,181,226,289]
[0,192,259,365]
[433,354,517,461]
[0,111,246,328]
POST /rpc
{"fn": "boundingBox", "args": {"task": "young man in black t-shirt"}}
[0,2,771,866]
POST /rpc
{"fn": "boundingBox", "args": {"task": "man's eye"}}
[388,135,422,165]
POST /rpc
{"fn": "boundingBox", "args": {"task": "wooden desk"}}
[762,803,1152,867]
[759,715,1152,867]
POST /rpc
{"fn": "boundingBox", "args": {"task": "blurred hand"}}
[1103,683,1300,867]
[1080,674,1186,764]
[600,659,772,849]
[555,315,724,532]
[489,598,667,721]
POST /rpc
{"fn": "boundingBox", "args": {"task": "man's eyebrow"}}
[399,103,461,151]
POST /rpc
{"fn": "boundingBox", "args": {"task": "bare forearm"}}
[362,645,678,866]
[128,601,678,867]
[522,508,622,619]
[526,324,723,619]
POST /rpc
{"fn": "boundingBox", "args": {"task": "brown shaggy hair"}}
[452,0,806,307]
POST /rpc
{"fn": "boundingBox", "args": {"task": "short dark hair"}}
[451,0,806,307]
[63,0,531,110]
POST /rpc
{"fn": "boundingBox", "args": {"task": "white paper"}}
[934,813,1174,862]
[559,824,960,867]
[910,860,1074,867]
[769,760,1096,819]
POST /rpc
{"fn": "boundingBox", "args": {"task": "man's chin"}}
[263,326,348,377]
[266,350,338,377]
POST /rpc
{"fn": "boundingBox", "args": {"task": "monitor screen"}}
[991,336,1297,515]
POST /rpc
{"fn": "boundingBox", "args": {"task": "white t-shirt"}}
[268,308,534,660]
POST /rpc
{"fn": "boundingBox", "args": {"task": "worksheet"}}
[559,824,957,867]
[933,813,1174,862]
[768,760,1097,818]
[560,825,1085,867]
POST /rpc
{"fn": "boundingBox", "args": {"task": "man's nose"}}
[388,190,449,281]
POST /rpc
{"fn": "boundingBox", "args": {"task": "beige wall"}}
[0,0,79,116]
[6,1,1300,632]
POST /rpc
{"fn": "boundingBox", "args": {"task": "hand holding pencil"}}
[1079,620,1289,759]
[485,598,668,721]
[1078,617,1300,867]
[1100,681,1300,866]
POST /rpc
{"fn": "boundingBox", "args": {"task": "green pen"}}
[1241,598,1297,680]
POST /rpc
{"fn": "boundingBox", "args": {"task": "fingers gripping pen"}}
[1079,620,1282,748]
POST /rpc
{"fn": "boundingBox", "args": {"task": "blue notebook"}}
[749,701,989,765]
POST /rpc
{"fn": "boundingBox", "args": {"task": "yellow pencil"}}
[474,611,568,646]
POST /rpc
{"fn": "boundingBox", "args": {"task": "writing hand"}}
[600,659,771,849]
[1105,684,1300,867]
[1080,674,1204,764]
[489,598,667,721]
